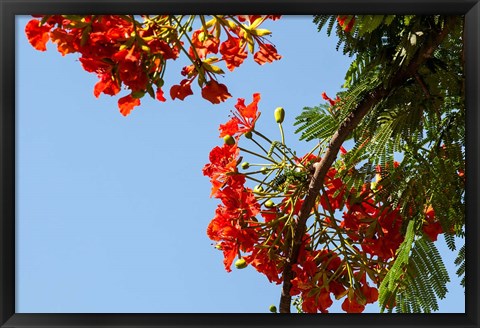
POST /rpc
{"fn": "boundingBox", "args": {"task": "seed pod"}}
[223,135,235,145]
[274,107,285,123]
[234,258,248,269]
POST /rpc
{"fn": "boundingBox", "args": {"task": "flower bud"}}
[241,162,250,170]
[274,107,285,123]
[223,135,235,145]
[244,131,253,139]
[235,258,248,269]
[269,305,277,313]
[265,200,275,208]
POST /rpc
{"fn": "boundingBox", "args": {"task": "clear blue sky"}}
[15,15,465,313]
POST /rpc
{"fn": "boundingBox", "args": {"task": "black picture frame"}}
[1,1,478,327]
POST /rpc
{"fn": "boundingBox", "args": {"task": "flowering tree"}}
[25,15,281,115]
[25,14,465,313]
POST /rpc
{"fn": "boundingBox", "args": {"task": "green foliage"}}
[292,296,304,313]
[379,225,450,313]
[304,14,465,313]
[294,104,342,142]
[454,244,465,288]
[378,220,416,311]
[394,237,450,313]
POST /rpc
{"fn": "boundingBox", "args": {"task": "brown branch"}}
[414,72,431,99]
[278,16,458,313]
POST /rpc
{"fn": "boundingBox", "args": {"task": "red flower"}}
[25,19,52,51]
[218,119,240,138]
[320,168,346,211]
[147,39,179,60]
[112,46,149,91]
[189,29,219,59]
[118,95,141,116]
[202,144,241,196]
[156,87,166,102]
[206,187,260,273]
[253,43,282,65]
[341,297,365,313]
[245,247,283,284]
[216,185,261,220]
[360,208,404,260]
[170,79,194,100]
[50,28,79,55]
[316,290,334,313]
[207,206,233,241]
[219,93,261,138]
[94,73,121,97]
[321,91,340,107]
[361,284,379,304]
[79,57,111,73]
[236,15,281,23]
[219,36,248,71]
[337,16,356,33]
[201,80,232,104]
[422,206,443,241]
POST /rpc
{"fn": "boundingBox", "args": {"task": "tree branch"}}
[278,16,458,313]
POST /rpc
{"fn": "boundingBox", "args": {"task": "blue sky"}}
[15,15,465,313]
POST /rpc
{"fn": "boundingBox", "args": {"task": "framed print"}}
[1,1,479,327]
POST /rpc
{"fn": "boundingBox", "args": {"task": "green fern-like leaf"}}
[382,235,450,313]
[379,220,415,312]
[454,244,465,288]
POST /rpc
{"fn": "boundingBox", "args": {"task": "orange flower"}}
[422,206,443,241]
[118,95,140,116]
[189,29,219,59]
[50,28,78,55]
[170,79,193,100]
[202,144,241,196]
[201,80,232,104]
[25,19,51,51]
[94,73,121,97]
[156,87,166,102]
[112,46,149,91]
[341,297,365,313]
[253,43,282,65]
[219,93,261,138]
[337,16,356,33]
[219,36,248,71]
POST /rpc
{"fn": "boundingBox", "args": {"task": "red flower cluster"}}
[203,96,285,281]
[203,143,261,272]
[289,238,378,313]
[25,15,176,116]
[290,243,342,313]
[25,15,281,116]
[205,93,445,313]
[343,199,405,260]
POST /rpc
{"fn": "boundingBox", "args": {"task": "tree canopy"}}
[25,14,465,313]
